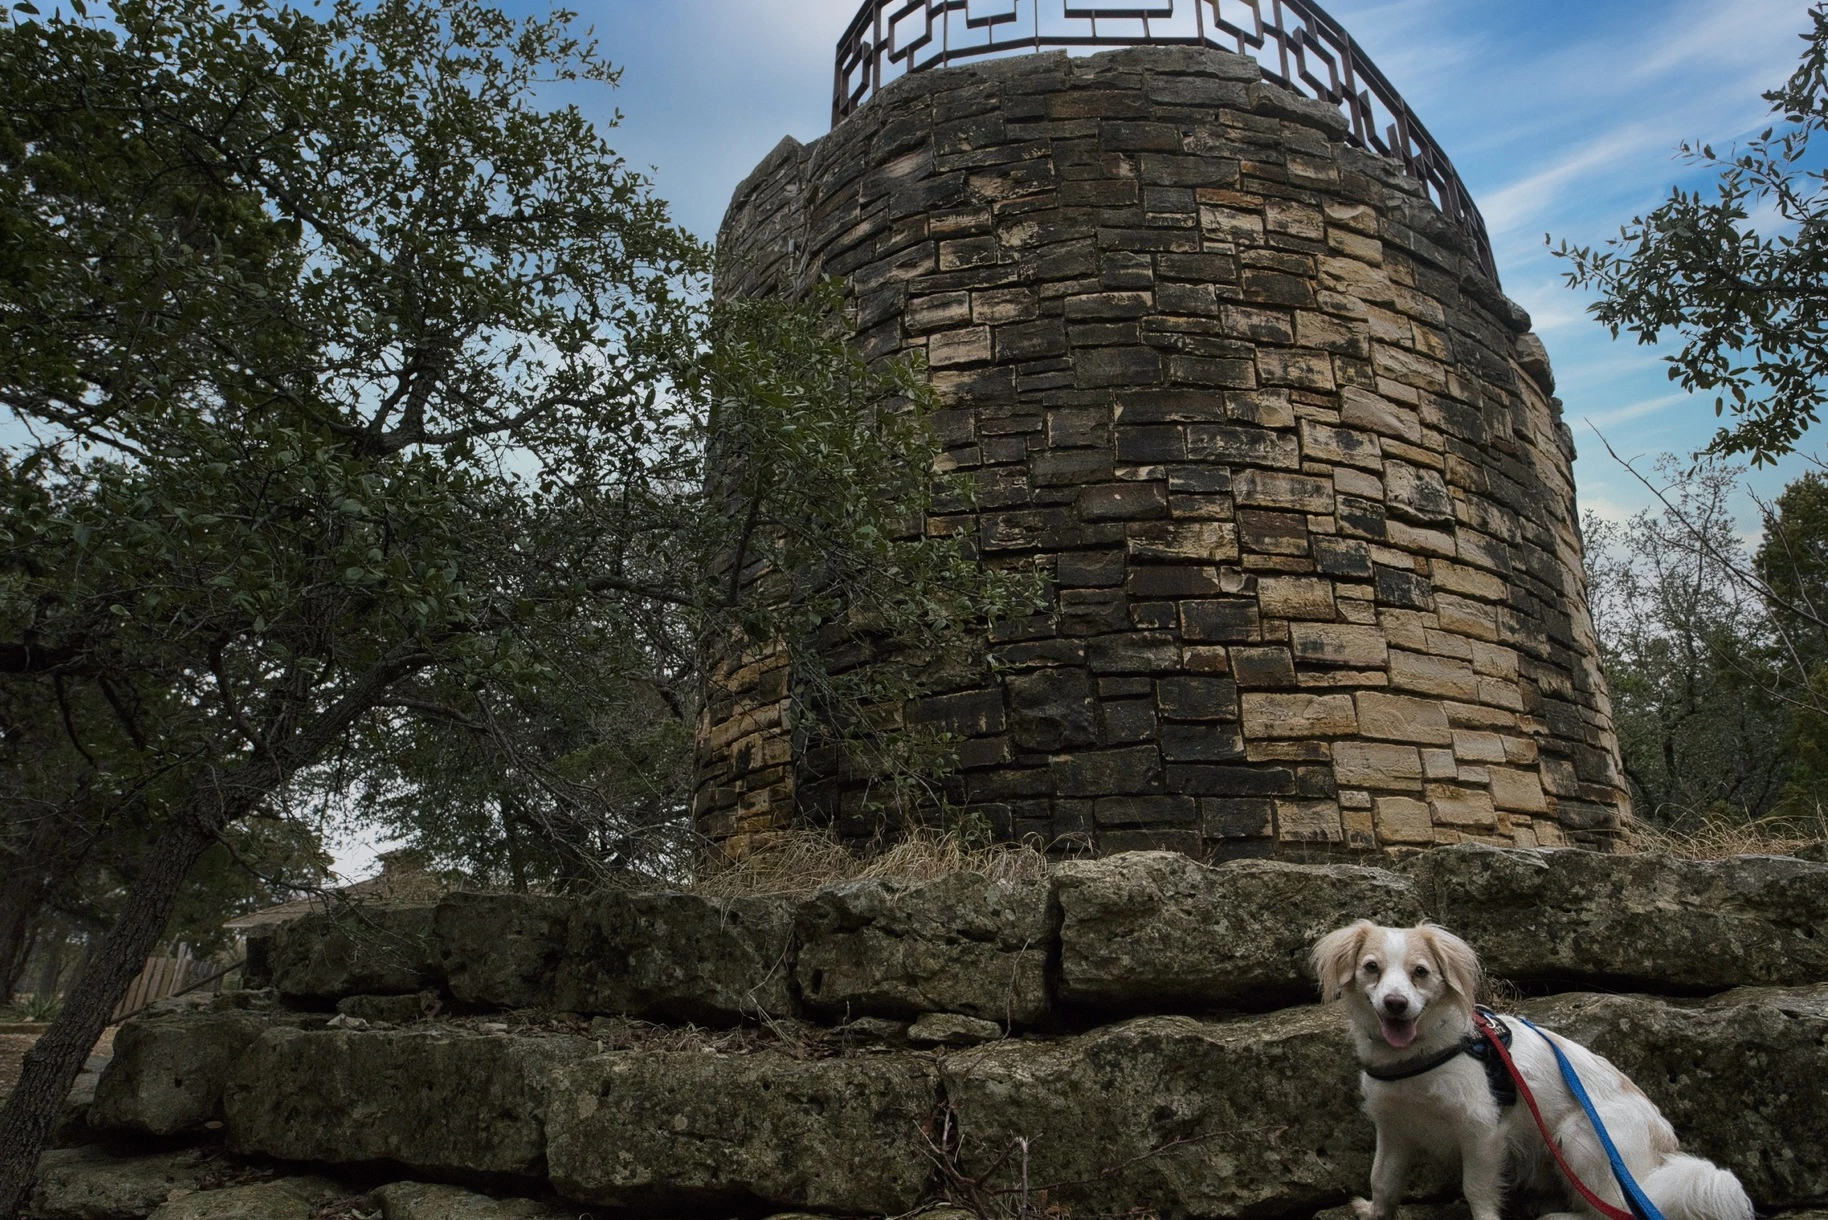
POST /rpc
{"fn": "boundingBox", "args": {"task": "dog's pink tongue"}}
[1381,1018,1418,1049]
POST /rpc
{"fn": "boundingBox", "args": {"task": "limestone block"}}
[1006,667,1098,751]
[940,1011,1375,1218]
[794,872,1052,1024]
[224,1027,589,1179]
[906,1012,1004,1045]
[1408,845,1828,992]
[1290,622,1389,668]
[91,1001,315,1137]
[1241,692,1357,738]
[553,890,794,1023]
[265,903,439,1002]
[1487,765,1548,813]
[1388,650,1480,700]
[1354,691,1452,745]
[1331,742,1423,790]
[1426,784,1498,829]
[545,1051,936,1215]
[375,1182,572,1220]
[1339,386,1421,443]
[1521,986,1828,1208]
[434,892,572,1011]
[1053,851,1423,1010]
[1450,730,1506,763]
[28,1146,214,1220]
[146,1178,344,1220]
[1279,799,1346,842]
[1374,796,1434,844]
[1233,469,1336,514]
[1257,576,1338,619]
[1300,419,1381,469]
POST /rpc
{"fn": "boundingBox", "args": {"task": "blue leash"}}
[1516,1017,1667,1220]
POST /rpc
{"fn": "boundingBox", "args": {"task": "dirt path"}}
[0,1027,115,1104]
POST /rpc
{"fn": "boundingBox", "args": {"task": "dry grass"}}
[1618,812,1828,861]
[687,827,1057,897]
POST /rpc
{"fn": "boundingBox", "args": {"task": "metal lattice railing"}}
[833,0,1496,283]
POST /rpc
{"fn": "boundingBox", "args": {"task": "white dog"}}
[1311,921,1754,1220]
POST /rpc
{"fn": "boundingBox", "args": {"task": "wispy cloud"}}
[1581,392,1692,430]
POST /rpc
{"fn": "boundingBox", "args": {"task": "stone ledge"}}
[1053,851,1423,1011]
[794,872,1053,1025]
[248,847,1828,1031]
[45,985,1828,1218]
[222,1027,592,1180]
[545,1051,937,1215]
[1406,844,1828,992]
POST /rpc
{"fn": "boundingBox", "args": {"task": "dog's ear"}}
[1419,924,1481,1008]
[1311,920,1373,1002]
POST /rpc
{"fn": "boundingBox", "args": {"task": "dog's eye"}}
[1413,965,1431,980]
[1363,960,1380,976]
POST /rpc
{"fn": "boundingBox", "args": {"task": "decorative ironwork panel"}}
[832,0,1496,282]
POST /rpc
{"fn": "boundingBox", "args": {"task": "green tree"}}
[1583,463,1795,825]
[0,1,1020,1202]
[1754,473,1828,812]
[1557,2,1828,465]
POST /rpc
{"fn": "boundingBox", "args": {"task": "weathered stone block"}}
[1053,851,1422,1010]
[1007,667,1097,751]
[374,1182,572,1220]
[553,891,794,1022]
[1331,741,1423,790]
[1259,576,1339,620]
[435,892,572,1011]
[1354,691,1452,745]
[1241,692,1357,739]
[1291,623,1389,668]
[941,1011,1370,1218]
[91,1001,314,1137]
[1233,470,1335,514]
[1408,845,1828,991]
[147,1177,345,1220]
[546,1052,937,1215]
[224,1027,588,1179]
[28,1146,214,1220]
[794,872,1052,1024]
[262,904,438,1003]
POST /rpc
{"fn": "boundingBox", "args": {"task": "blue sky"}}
[560,0,1822,528]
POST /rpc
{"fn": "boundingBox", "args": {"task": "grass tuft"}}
[686,827,1057,897]
[1618,811,1828,861]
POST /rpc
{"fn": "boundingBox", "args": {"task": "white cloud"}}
[1580,392,1692,430]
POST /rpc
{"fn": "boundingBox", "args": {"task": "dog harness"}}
[1472,1010,1669,1220]
[1359,1005,1516,1107]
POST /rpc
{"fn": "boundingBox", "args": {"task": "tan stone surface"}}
[1241,693,1358,739]
[1354,692,1452,745]
[1373,796,1434,844]
[1330,742,1424,790]
[1488,766,1549,813]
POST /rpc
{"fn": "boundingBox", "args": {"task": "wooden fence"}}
[109,946,224,1021]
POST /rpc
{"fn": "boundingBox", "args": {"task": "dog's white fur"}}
[1311,921,1754,1220]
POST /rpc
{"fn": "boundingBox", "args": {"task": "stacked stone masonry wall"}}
[699,45,1629,860]
[37,847,1828,1220]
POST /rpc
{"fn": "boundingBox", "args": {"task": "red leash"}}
[1471,1010,1634,1220]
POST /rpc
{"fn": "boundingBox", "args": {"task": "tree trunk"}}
[0,645,433,1213]
[0,814,214,1216]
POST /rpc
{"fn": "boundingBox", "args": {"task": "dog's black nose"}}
[1384,996,1410,1015]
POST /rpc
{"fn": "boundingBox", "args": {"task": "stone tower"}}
[698,1,1629,861]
